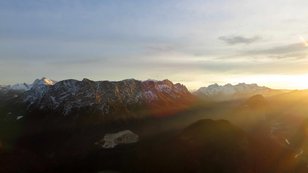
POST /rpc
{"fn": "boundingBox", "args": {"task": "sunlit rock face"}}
[98,130,139,148]
[22,78,192,116]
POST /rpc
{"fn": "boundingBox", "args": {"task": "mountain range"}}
[0,78,194,120]
[0,77,288,119]
[1,77,283,99]
[1,77,308,173]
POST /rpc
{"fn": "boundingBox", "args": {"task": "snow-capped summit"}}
[32,77,56,87]
[195,83,271,101]
[0,77,57,92]
[22,77,57,104]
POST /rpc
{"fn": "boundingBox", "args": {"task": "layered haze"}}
[3,1,308,172]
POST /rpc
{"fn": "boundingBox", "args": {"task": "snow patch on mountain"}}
[98,130,139,149]
[10,83,32,91]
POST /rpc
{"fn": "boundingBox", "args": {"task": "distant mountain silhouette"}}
[195,83,283,101]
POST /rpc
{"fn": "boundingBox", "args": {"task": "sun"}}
[228,74,308,90]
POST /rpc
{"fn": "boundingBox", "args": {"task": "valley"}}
[0,78,308,172]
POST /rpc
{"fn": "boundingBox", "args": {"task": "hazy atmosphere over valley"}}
[2,1,308,173]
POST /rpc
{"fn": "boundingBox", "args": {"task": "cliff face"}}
[22,78,193,116]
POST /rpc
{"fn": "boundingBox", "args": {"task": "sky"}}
[1,0,308,90]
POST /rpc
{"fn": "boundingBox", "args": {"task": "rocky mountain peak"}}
[21,78,192,116]
[32,77,56,87]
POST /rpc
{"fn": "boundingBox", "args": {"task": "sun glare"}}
[228,74,308,90]
[299,36,308,47]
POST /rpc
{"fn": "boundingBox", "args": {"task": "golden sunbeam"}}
[299,36,308,47]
